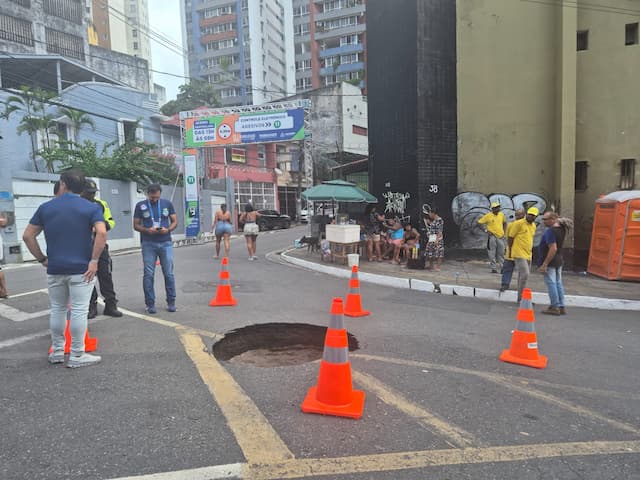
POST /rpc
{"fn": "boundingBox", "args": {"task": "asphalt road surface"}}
[1,226,638,480]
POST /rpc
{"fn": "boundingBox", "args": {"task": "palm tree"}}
[58,106,95,142]
[6,86,57,172]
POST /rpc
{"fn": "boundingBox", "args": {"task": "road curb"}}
[280,249,640,311]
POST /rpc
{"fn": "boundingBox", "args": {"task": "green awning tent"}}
[301,180,377,203]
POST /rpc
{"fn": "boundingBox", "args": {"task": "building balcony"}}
[318,43,363,59]
[314,4,365,22]
[314,22,366,41]
[199,14,236,27]
[320,61,364,76]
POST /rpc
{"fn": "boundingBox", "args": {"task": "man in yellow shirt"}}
[507,206,539,302]
[477,202,506,273]
[500,208,524,292]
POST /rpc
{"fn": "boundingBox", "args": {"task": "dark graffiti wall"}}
[368,0,458,240]
[367,0,418,205]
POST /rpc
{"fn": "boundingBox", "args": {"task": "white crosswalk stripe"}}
[0,303,50,322]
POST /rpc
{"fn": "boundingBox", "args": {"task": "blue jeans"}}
[544,265,565,308]
[501,259,515,289]
[142,241,176,307]
[47,274,95,356]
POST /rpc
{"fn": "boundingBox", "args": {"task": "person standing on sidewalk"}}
[507,206,538,302]
[478,202,506,273]
[500,208,524,292]
[81,180,122,319]
[538,211,573,315]
[22,171,106,367]
[133,184,178,314]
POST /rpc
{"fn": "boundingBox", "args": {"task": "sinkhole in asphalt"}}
[211,323,360,367]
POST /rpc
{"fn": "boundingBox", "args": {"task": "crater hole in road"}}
[211,323,360,367]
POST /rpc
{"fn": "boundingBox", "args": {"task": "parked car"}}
[299,208,309,223]
[257,210,291,231]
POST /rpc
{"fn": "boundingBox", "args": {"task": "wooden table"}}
[329,241,360,264]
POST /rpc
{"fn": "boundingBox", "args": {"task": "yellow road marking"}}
[179,332,294,464]
[353,370,478,448]
[244,440,640,480]
[353,353,640,435]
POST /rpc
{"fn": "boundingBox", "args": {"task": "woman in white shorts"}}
[240,203,261,260]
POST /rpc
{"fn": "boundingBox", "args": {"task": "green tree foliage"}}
[160,80,221,116]
[5,86,57,172]
[41,140,181,186]
[58,106,95,141]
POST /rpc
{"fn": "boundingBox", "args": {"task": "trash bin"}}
[347,253,359,268]
[587,190,640,281]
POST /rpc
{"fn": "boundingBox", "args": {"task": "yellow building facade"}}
[456,0,639,254]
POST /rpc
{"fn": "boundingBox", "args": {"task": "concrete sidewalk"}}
[281,247,640,311]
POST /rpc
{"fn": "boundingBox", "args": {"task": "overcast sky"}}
[148,0,186,103]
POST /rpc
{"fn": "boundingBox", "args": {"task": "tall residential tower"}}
[182,0,296,106]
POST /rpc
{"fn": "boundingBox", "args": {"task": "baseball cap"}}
[490,202,500,209]
[84,179,98,193]
[526,207,539,216]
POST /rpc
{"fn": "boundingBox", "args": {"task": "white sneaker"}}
[66,353,102,368]
[48,351,65,364]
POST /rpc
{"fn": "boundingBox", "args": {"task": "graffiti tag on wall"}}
[383,191,411,215]
[451,192,547,249]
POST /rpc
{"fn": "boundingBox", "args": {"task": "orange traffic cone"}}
[48,320,98,354]
[301,297,365,419]
[209,257,237,306]
[344,265,370,317]
[499,288,547,369]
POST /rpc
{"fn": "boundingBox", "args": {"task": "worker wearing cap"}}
[81,180,123,318]
[477,202,506,273]
[507,206,539,302]
[500,208,525,292]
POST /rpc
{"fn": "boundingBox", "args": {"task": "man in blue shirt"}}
[22,171,107,368]
[538,211,572,316]
[133,184,177,314]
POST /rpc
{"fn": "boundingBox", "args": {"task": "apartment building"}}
[292,0,366,93]
[0,0,151,92]
[181,0,296,106]
[1,0,90,61]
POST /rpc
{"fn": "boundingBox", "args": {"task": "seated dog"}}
[299,235,320,253]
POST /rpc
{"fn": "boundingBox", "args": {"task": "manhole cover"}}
[211,323,359,367]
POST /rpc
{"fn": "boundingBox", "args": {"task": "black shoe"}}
[103,302,123,317]
[87,304,98,319]
[491,269,498,273]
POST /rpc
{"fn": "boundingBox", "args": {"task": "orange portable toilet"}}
[587,190,640,281]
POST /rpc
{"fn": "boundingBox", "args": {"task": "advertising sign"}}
[183,154,200,237]
[184,108,305,147]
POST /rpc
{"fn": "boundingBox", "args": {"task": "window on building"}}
[352,125,367,136]
[118,120,142,145]
[295,59,311,71]
[257,145,266,167]
[620,159,636,190]
[0,14,34,46]
[133,42,138,50]
[575,161,588,191]
[132,29,138,37]
[625,22,639,46]
[577,30,589,51]
[45,27,84,60]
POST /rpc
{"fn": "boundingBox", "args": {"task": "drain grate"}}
[211,323,359,367]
